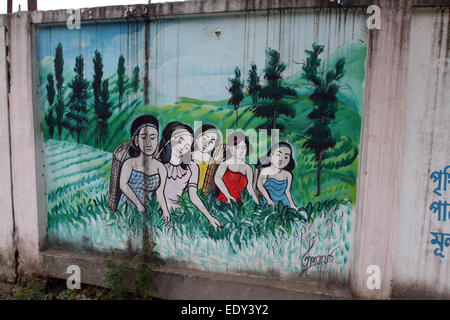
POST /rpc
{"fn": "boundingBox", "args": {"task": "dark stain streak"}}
[265,10,270,51]
[243,11,248,76]
[343,8,347,42]
[289,9,293,74]
[176,20,180,99]
[313,8,319,43]
[278,8,283,51]
[447,9,450,58]
[144,21,149,105]
[327,8,331,57]
[351,9,355,40]
[337,7,341,46]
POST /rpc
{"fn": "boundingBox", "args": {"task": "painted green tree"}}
[252,48,297,132]
[64,55,89,144]
[227,67,244,129]
[54,42,65,140]
[132,66,140,93]
[301,138,359,171]
[45,73,56,138]
[247,63,261,108]
[117,55,127,110]
[92,50,104,148]
[97,79,113,149]
[301,43,345,196]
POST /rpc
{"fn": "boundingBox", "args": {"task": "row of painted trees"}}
[44,42,347,196]
[227,45,346,196]
[44,43,140,148]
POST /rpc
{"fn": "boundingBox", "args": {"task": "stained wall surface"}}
[0,19,16,280]
[394,8,450,298]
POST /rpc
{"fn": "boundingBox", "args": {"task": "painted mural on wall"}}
[38,10,367,283]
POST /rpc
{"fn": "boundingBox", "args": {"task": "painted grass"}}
[46,140,355,284]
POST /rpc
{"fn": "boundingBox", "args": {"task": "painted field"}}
[46,139,354,282]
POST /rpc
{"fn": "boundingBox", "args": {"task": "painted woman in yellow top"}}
[191,124,221,195]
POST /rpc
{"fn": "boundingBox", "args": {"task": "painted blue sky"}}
[38,10,367,104]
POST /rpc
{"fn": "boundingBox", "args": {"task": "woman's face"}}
[170,129,194,158]
[231,141,247,160]
[271,146,291,169]
[135,126,159,156]
[196,131,218,154]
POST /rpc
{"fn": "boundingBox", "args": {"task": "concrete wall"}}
[0,15,16,281]
[0,0,449,299]
[351,0,413,299]
[9,12,46,278]
[393,7,450,299]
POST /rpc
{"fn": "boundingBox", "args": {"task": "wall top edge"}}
[3,0,377,25]
[0,0,448,25]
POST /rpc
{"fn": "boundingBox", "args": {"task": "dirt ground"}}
[0,282,17,300]
[0,277,106,300]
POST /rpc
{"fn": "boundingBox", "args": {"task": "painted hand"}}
[227,196,236,205]
[208,216,223,230]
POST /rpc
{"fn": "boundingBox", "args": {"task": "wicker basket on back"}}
[108,141,131,212]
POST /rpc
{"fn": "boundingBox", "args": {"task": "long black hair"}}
[225,131,252,160]
[256,141,295,172]
[192,124,221,152]
[158,121,194,169]
[128,114,159,158]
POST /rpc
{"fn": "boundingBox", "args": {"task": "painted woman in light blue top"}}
[118,115,171,227]
[256,142,298,210]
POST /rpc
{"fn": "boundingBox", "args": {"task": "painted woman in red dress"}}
[214,132,258,204]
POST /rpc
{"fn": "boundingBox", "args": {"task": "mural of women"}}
[214,132,258,204]
[191,124,221,195]
[117,115,171,227]
[159,121,223,229]
[256,142,298,210]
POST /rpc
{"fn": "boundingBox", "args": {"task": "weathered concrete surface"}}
[29,0,377,25]
[41,248,352,300]
[351,0,412,299]
[0,249,16,282]
[393,8,450,299]
[0,17,16,282]
[26,0,450,27]
[8,12,46,277]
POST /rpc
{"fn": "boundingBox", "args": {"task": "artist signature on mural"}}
[299,236,339,276]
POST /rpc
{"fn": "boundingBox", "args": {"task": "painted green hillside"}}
[40,40,366,206]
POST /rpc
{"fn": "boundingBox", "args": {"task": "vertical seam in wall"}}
[350,11,375,292]
[389,4,413,294]
[144,19,150,105]
[4,16,19,283]
[31,20,48,253]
